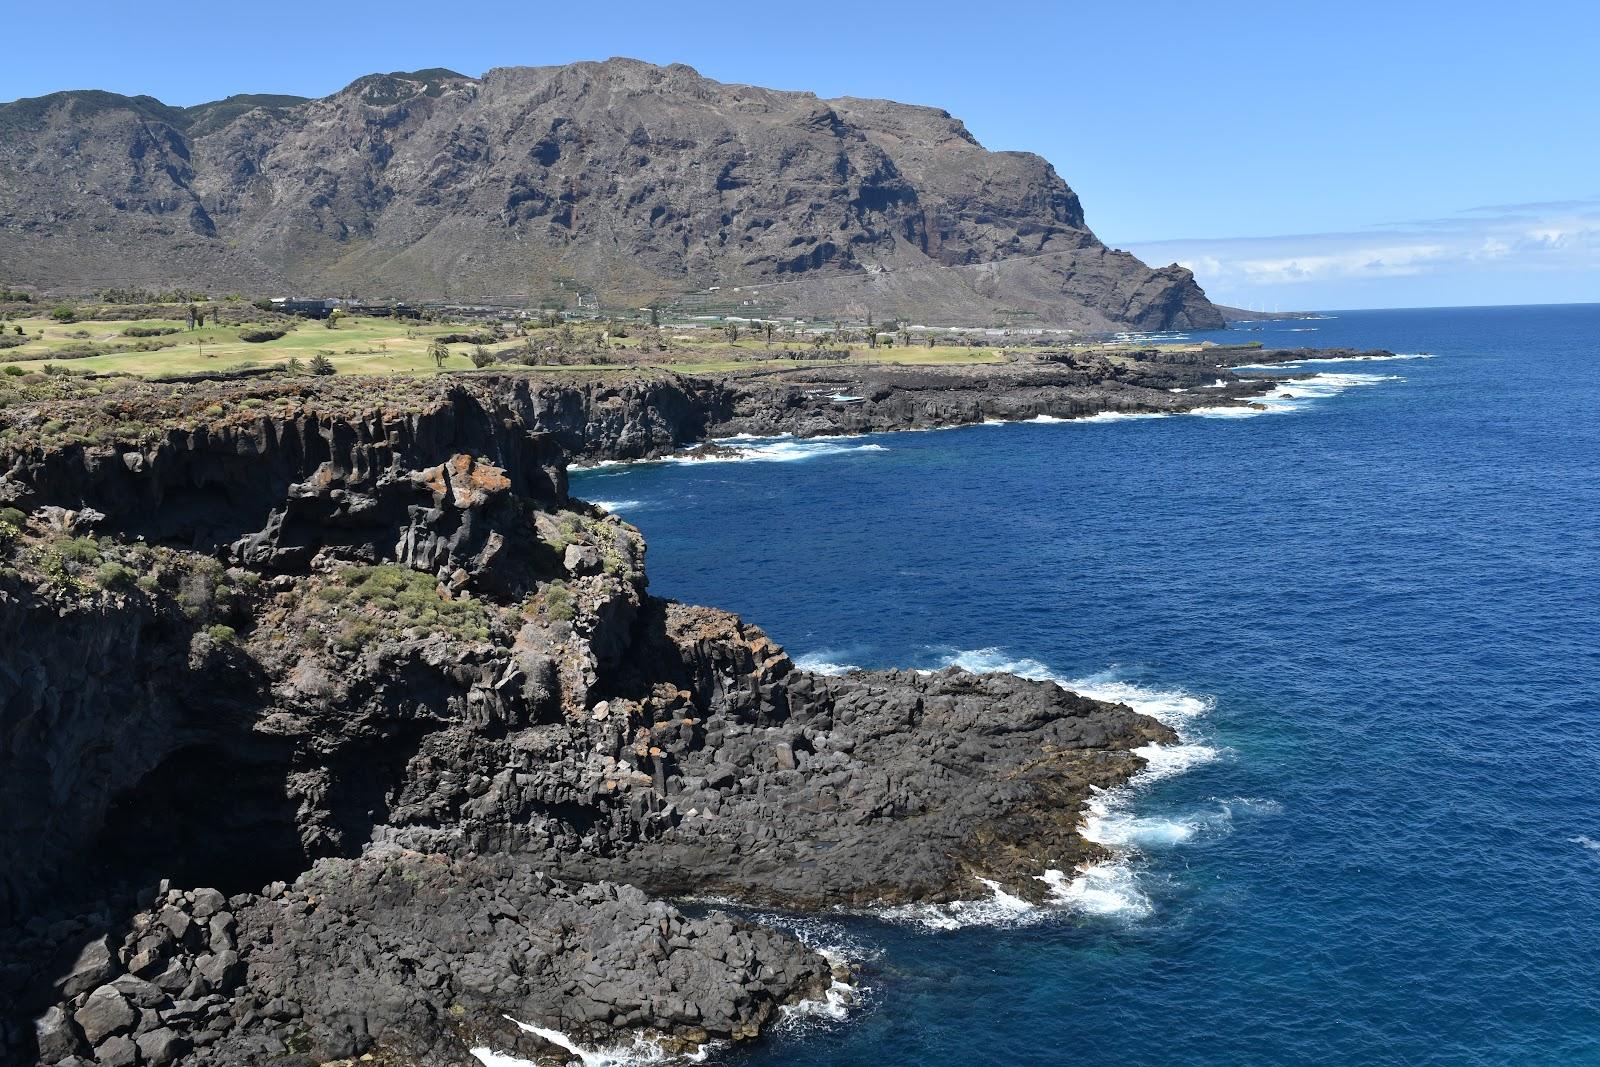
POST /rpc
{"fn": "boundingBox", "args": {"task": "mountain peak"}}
[0,60,1219,329]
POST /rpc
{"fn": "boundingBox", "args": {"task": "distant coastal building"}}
[268,297,339,318]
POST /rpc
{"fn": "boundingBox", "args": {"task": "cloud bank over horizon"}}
[1124,199,1600,311]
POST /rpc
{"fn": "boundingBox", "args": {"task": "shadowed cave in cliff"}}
[91,743,310,897]
[88,717,449,899]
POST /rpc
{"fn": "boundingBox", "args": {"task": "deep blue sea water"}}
[572,306,1600,1066]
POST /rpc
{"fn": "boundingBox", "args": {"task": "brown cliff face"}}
[0,59,1222,329]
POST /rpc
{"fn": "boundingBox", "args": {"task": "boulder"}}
[156,906,197,950]
[193,951,243,991]
[34,1005,83,1062]
[136,1026,188,1066]
[565,543,604,576]
[74,985,135,1045]
[93,1034,139,1067]
[55,936,116,998]
[151,960,190,996]
[109,974,165,1009]
[189,888,227,919]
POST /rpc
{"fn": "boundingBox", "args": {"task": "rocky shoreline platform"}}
[0,346,1368,1066]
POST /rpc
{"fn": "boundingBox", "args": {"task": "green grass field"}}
[0,316,496,375]
[0,315,1011,378]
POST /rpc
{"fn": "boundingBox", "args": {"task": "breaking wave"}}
[1190,371,1401,418]
[1028,411,1170,425]
[1236,352,1433,369]
[745,913,874,1034]
[469,1015,706,1067]
[794,651,863,675]
[588,499,643,514]
[672,434,889,465]
[1021,369,1406,425]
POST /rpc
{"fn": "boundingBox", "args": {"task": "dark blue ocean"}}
[572,305,1600,1066]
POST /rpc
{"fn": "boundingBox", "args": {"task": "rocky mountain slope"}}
[0,373,1176,1066]
[0,59,1222,329]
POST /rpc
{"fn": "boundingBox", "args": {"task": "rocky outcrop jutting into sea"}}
[0,375,1174,1066]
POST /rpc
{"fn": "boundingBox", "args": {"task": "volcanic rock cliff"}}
[0,375,1174,1066]
[0,59,1221,330]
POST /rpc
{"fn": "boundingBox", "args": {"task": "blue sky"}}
[4,0,1596,310]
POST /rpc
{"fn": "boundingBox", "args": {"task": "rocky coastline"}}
[0,347,1360,1066]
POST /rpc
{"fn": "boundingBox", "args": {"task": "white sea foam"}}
[741,914,872,1032]
[794,651,861,675]
[589,499,643,514]
[1035,410,1172,425]
[669,434,889,465]
[879,877,1046,931]
[1571,835,1600,854]
[578,361,1412,479]
[470,1016,702,1067]
[883,651,1236,930]
[1236,352,1432,370]
[1024,378,1399,424]
[1038,864,1150,917]
[1190,370,1401,418]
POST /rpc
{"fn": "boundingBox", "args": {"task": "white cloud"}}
[1124,199,1600,308]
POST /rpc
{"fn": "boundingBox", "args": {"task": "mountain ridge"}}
[0,58,1223,329]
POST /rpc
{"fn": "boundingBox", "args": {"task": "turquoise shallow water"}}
[573,306,1600,1066]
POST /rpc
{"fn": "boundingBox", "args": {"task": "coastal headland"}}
[0,341,1383,1066]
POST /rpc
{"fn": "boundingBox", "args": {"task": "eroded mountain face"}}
[0,59,1221,329]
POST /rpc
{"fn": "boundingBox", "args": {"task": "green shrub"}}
[50,305,76,323]
[334,619,378,652]
[94,561,137,590]
[330,564,493,640]
[205,623,239,644]
[122,325,181,337]
[543,581,575,622]
[0,507,24,527]
[54,537,102,565]
[314,583,350,604]
[547,513,584,552]
[240,328,287,343]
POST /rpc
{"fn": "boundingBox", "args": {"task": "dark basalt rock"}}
[0,377,1175,1065]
